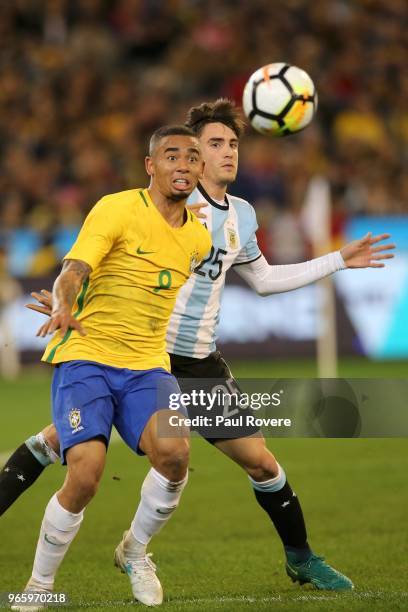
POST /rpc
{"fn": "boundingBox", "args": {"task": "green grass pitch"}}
[1,359,407,611]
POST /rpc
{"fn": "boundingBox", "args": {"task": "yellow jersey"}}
[42,188,212,371]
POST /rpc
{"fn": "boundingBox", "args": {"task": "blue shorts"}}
[51,360,182,463]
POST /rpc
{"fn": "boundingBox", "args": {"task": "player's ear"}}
[199,160,205,179]
[145,156,154,176]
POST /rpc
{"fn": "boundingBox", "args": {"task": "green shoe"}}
[286,552,354,591]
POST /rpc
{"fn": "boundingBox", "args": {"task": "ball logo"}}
[280,95,309,133]
[262,64,275,83]
[69,409,83,434]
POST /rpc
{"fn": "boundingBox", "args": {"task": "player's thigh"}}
[51,361,115,464]
[139,409,190,464]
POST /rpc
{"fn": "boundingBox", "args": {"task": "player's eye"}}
[189,155,199,162]
[167,155,177,161]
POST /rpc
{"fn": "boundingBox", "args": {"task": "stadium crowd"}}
[0,0,406,276]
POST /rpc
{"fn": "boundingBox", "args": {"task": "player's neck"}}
[148,188,187,228]
[200,178,227,202]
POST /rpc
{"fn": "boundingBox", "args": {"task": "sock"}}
[250,464,311,562]
[0,433,58,516]
[31,494,84,587]
[26,432,60,466]
[129,467,188,551]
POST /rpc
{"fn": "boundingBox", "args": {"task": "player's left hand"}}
[37,305,86,338]
[340,232,395,268]
[25,289,52,316]
[187,202,208,219]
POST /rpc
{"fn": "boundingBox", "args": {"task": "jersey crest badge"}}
[69,409,83,433]
[227,227,238,249]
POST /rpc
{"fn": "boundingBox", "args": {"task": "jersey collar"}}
[141,189,192,227]
[197,182,229,211]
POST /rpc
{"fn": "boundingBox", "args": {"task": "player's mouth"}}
[221,164,236,171]
[172,177,191,191]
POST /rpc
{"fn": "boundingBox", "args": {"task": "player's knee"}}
[43,424,60,454]
[245,449,279,481]
[65,440,106,504]
[154,439,190,481]
[70,470,101,504]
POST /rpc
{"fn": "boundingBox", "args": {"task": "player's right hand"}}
[25,289,53,317]
[36,305,86,338]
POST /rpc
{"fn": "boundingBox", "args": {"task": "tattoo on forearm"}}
[53,259,91,311]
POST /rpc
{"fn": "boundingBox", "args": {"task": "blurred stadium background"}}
[0,2,407,610]
[0,0,407,371]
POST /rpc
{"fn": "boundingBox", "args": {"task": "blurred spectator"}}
[0,0,406,275]
[0,246,22,377]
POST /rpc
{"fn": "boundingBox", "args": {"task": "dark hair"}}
[185,98,246,139]
[149,124,197,155]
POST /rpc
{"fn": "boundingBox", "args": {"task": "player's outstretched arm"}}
[36,259,91,338]
[235,233,395,297]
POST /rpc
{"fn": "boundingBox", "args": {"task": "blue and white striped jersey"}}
[166,183,261,358]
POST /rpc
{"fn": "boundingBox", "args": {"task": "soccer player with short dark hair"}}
[10,125,211,610]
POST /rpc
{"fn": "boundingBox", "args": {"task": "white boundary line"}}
[52,591,408,608]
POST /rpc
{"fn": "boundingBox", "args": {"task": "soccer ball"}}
[242,63,317,136]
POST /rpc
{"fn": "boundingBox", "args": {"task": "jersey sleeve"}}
[235,252,345,296]
[232,206,261,266]
[197,223,212,262]
[64,196,125,270]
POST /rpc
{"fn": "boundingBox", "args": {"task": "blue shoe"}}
[286,552,354,591]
